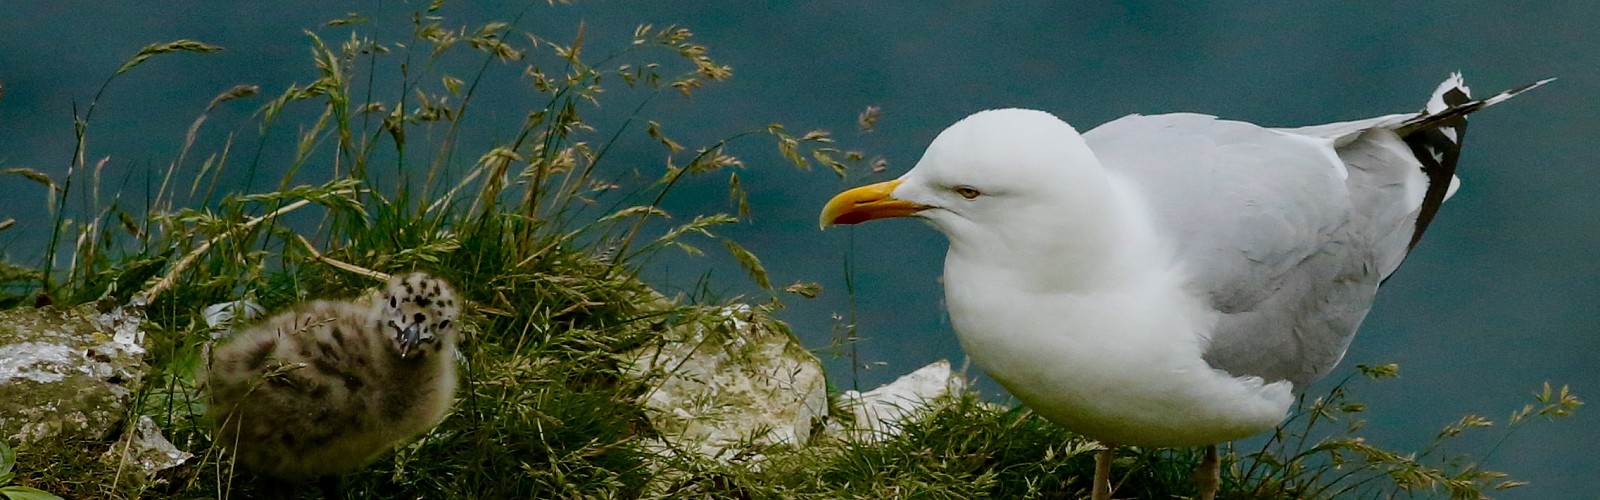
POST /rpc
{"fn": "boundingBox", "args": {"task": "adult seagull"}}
[819,74,1546,500]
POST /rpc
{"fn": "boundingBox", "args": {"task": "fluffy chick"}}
[207,272,461,481]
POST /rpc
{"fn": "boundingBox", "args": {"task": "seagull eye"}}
[953,186,981,199]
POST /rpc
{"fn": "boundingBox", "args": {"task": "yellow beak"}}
[819,179,928,228]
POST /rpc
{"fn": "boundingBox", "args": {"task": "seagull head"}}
[374,272,462,359]
[821,109,1121,280]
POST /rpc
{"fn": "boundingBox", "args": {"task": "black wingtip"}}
[1398,76,1550,250]
[1399,77,1553,137]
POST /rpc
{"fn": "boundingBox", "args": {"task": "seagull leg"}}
[1092,446,1114,500]
[1193,445,1219,500]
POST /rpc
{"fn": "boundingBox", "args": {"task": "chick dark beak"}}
[398,324,422,357]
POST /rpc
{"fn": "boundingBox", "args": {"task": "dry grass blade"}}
[206,85,260,112]
[141,190,353,302]
[2,167,59,192]
[293,234,390,281]
[115,40,223,76]
[326,13,369,26]
[858,105,881,132]
[722,238,771,290]
[784,281,821,299]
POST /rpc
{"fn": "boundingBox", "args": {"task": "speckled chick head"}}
[371,272,460,359]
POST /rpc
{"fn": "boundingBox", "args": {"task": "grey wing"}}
[1083,113,1408,387]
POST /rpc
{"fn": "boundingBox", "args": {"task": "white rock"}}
[623,303,827,463]
[0,342,80,384]
[100,416,192,485]
[0,304,150,443]
[201,299,264,334]
[828,360,965,443]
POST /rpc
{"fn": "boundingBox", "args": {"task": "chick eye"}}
[953,186,981,199]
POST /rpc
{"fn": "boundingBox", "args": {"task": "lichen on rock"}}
[0,303,149,444]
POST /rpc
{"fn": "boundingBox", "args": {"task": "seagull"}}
[820,74,1546,500]
[207,272,462,492]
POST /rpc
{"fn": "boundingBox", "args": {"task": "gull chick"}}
[821,75,1546,500]
[207,272,461,482]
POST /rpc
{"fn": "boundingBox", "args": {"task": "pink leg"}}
[1093,446,1114,500]
[1194,445,1219,500]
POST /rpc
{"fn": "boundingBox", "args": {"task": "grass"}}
[0,3,1580,499]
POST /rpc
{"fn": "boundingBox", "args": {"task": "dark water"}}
[3,2,1596,497]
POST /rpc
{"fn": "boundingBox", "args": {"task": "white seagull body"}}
[821,74,1545,497]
